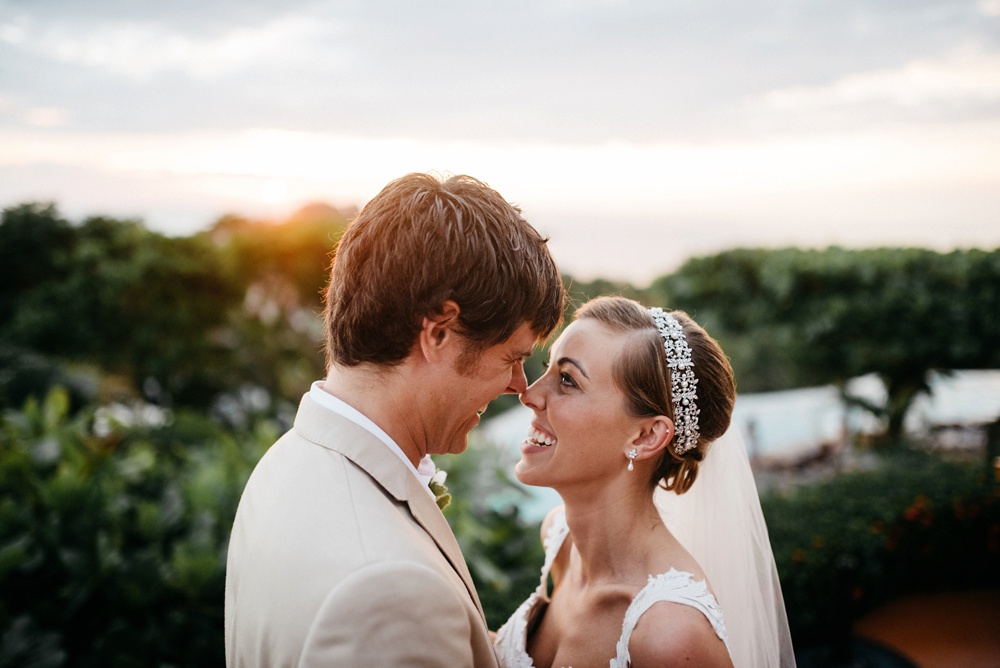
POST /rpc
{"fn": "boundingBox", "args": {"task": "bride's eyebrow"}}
[556,356,589,379]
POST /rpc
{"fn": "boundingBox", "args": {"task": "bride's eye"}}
[559,372,577,389]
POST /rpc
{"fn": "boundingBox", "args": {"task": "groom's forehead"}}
[500,323,539,358]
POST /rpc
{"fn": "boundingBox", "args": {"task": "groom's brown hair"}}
[324,172,565,367]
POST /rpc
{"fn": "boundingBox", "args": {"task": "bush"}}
[0,388,545,663]
[762,448,1000,655]
[0,388,272,667]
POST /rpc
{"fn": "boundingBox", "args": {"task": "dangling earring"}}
[626,448,638,472]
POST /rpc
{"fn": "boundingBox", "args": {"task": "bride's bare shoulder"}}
[627,601,733,668]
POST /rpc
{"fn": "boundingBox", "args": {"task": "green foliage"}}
[656,247,1000,441]
[0,386,545,663]
[202,207,349,409]
[0,203,76,327]
[762,449,1000,652]
[0,388,273,666]
[0,206,244,407]
[0,202,350,412]
[207,204,348,312]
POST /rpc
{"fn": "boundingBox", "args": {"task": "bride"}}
[494,296,795,667]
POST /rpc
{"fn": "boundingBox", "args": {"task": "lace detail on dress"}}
[494,510,570,668]
[610,569,730,668]
[539,510,570,590]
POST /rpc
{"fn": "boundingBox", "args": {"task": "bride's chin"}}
[513,461,547,487]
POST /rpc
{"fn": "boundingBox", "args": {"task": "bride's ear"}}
[627,416,675,461]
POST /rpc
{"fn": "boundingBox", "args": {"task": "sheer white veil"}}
[654,426,796,668]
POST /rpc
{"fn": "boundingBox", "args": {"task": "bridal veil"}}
[655,427,797,668]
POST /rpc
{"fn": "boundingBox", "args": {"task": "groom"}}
[225,173,564,666]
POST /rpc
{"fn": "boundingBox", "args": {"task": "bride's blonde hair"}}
[574,296,736,494]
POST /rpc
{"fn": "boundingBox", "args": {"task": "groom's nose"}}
[505,362,528,395]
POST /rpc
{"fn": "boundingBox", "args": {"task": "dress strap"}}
[538,507,570,592]
[611,569,730,668]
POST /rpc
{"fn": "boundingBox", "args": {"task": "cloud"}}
[22,107,70,127]
[0,12,340,81]
[762,50,1000,112]
[979,0,1000,16]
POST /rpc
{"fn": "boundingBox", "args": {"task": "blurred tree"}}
[649,249,809,391]
[208,202,348,310]
[204,205,350,406]
[0,203,76,327]
[0,202,352,411]
[0,206,243,407]
[656,247,1000,443]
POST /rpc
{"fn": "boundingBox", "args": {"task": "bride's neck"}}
[561,489,665,585]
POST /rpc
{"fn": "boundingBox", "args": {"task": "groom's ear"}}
[418,300,461,362]
[628,416,675,461]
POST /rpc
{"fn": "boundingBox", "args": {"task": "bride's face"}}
[515,318,640,489]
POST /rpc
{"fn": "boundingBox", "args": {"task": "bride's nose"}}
[520,378,545,411]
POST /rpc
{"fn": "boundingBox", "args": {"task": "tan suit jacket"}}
[225,393,499,667]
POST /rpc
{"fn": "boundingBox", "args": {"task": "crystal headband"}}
[648,307,700,455]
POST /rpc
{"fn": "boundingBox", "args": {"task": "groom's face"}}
[430,322,536,456]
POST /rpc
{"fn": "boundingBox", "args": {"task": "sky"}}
[2,0,999,284]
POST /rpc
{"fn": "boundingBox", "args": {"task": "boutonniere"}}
[428,469,451,510]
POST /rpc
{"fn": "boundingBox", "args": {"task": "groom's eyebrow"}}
[509,347,533,362]
[557,356,589,379]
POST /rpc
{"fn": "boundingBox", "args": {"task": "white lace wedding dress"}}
[493,508,731,668]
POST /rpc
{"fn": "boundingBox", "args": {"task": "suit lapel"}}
[403,475,488,621]
[293,393,488,625]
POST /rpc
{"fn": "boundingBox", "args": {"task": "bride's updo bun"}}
[573,296,736,495]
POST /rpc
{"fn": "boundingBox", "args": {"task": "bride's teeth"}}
[524,427,556,447]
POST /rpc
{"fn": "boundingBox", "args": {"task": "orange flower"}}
[904,495,930,522]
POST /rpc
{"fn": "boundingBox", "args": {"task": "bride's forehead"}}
[553,319,620,354]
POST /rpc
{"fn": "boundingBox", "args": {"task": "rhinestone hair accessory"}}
[648,307,701,455]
